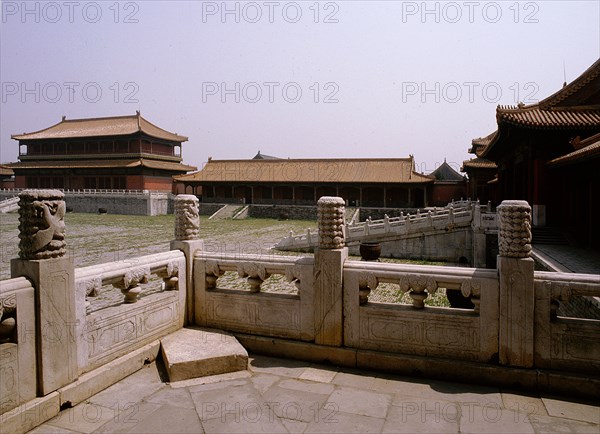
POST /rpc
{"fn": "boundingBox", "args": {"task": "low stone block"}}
[160,327,248,382]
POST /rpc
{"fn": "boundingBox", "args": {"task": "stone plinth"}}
[498,256,535,367]
[160,327,248,382]
[11,256,78,394]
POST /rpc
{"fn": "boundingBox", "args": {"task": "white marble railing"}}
[533,271,600,374]
[74,250,186,372]
[0,277,36,414]
[76,250,185,305]
[276,201,495,250]
[343,260,500,362]
[0,196,19,213]
[194,252,315,341]
[0,188,168,196]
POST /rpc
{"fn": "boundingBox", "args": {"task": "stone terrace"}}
[30,356,600,433]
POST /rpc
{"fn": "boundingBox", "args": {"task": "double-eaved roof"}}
[5,159,196,172]
[12,112,188,143]
[176,157,433,184]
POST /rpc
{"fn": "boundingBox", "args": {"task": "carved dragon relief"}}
[18,190,67,260]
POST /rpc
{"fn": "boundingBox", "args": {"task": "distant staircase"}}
[345,207,359,224]
[0,196,19,213]
[532,227,569,245]
[208,204,245,220]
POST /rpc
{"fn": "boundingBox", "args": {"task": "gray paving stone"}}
[278,378,335,395]
[305,411,385,433]
[262,383,333,423]
[391,381,503,408]
[248,355,310,378]
[28,424,81,434]
[38,402,120,433]
[501,392,549,418]
[459,405,535,434]
[188,378,249,393]
[116,404,204,433]
[325,387,392,419]
[280,417,309,433]
[88,364,165,409]
[250,373,281,394]
[529,414,600,433]
[145,386,196,409]
[541,397,600,424]
[383,403,459,433]
[93,401,162,433]
[200,412,287,433]
[299,365,338,383]
[331,371,394,392]
[190,383,266,422]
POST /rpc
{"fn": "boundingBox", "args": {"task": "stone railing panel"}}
[533,271,600,375]
[194,253,315,341]
[0,277,36,415]
[343,261,499,362]
[74,250,186,373]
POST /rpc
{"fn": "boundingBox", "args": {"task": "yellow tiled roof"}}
[12,113,188,142]
[176,158,434,184]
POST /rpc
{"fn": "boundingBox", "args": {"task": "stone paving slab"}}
[27,354,600,434]
[533,245,600,274]
[160,327,248,382]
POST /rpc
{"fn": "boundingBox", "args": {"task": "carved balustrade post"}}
[10,189,78,394]
[314,197,347,346]
[497,200,534,367]
[471,201,487,268]
[170,194,204,325]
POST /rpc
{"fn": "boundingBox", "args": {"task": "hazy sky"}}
[1,1,599,174]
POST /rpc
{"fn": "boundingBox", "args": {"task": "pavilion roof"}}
[469,133,496,155]
[461,157,498,172]
[11,112,188,143]
[429,160,464,181]
[175,157,434,184]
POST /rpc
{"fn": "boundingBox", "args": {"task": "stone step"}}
[532,227,569,245]
[160,327,248,382]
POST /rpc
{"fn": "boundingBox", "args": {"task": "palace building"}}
[7,112,196,192]
[466,58,600,248]
[175,156,434,208]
